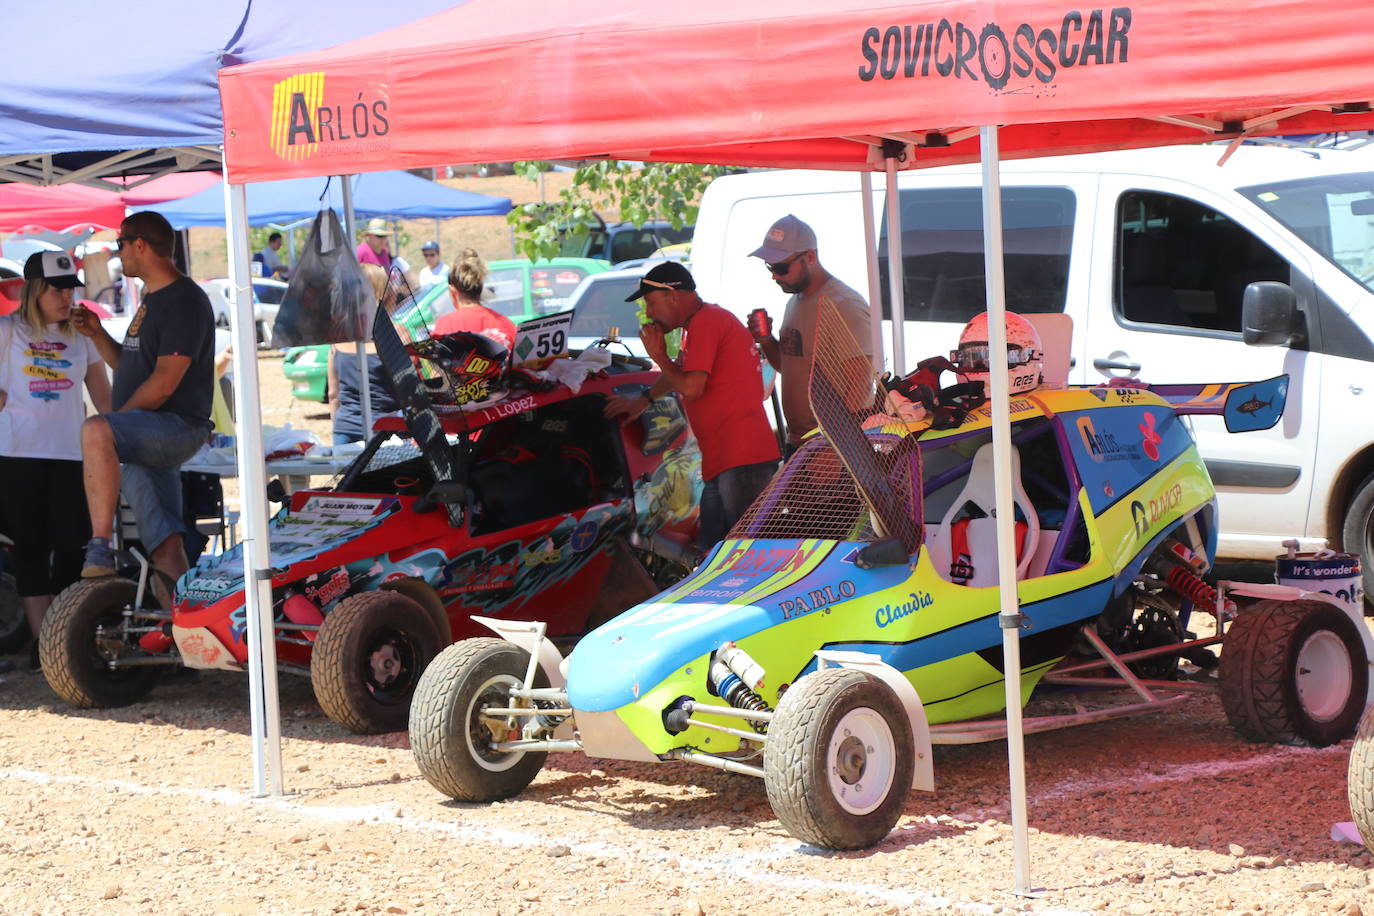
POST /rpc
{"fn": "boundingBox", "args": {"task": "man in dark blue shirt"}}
[72,211,214,604]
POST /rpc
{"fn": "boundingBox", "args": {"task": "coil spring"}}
[719,676,771,733]
[1166,566,1218,609]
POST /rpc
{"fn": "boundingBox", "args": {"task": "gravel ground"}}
[2,354,1372,915]
[2,659,1372,916]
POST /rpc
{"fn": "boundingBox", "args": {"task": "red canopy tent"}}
[219,0,1374,180]
[216,0,1374,885]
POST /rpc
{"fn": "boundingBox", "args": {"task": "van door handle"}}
[1092,357,1141,373]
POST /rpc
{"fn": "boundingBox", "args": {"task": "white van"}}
[691,145,1374,587]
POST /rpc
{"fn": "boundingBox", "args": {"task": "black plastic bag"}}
[270,209,374,347]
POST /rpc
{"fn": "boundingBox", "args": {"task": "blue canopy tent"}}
[0,0,470,795]
[0,0,461,188]
[156,170,511,227]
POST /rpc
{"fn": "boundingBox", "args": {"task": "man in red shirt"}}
[604,262,779,550]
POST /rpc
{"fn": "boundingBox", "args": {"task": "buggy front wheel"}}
[310,591,442,735]
[40,577,160,708]
[409,638,548,802]
[763,667,914,850]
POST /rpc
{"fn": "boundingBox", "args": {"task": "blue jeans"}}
[698,459,779,550]
[104,410,210,552]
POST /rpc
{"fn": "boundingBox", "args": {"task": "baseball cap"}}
[625,261,696,302]
[23,251,81,289]
[421,240,440,253]
[750,214,818,262]
[363,218,393,237]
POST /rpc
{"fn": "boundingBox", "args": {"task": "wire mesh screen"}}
[807,295,922,553]
[730,435,871,540]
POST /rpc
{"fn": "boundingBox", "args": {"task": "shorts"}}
[105,410,210,552]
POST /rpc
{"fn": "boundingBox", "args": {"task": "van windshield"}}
[1238,171,1374,294]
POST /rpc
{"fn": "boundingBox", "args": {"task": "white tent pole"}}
[882,154,907,376]
[224,177,285,797]
[340,176,371,437]
[980,125,1031,896]
[859,172,884,374]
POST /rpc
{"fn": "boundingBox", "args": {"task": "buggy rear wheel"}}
[0,569,29,654]
[311,591,442,734]
[409,638,548,802]
[763,667,913,850]
[40,577,160,708]
[1346,703,1374,853]
[1220,599,1367,747]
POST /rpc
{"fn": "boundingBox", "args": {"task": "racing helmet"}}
[432,331,509,405]
[951,312,1043,395]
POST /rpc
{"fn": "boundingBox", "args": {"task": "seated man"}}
[71,211,215,607]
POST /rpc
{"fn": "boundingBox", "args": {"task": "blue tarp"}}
[0,0,461,178]
[156,170,511,227]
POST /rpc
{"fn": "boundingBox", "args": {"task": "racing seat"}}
[927,442,1040,587]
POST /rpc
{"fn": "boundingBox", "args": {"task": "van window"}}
[877,187,1074,323]
[1116,191,1290,334]
[1237,171,1374,296]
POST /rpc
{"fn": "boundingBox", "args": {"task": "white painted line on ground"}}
[0,766,1096,915]
[1029,743,1346,804]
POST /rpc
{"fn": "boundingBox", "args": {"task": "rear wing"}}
[1129,375,1289,433]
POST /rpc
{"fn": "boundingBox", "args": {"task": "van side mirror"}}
[1241,281,1299,347]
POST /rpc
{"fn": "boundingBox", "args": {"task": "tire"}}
[40,577,159,708]
[1220,599,1367,746]
[1341,472,1374,612]
[409,638,548,802]
[763,667,914,850]
[311,591,442,735]
[1346,703,1374,853]
[0,571,30,654]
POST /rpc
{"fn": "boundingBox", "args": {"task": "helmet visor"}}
[951,343,1042,373]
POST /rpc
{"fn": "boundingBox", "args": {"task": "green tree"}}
[506,160,729,262]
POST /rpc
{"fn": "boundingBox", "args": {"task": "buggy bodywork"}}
[409,310,1372,849]
[41,314,703,733]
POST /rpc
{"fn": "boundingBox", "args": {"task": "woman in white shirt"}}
[0,253,112,672]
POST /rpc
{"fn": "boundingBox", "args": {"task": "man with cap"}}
[356,218,397,271]
[69,211,215,608]
[604,262,779,551]
[416,240,448,295]
[749,214,873,453]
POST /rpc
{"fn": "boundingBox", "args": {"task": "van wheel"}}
[1340,473,1374,612]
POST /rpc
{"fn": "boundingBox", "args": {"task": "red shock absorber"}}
[1166,566,1233,615]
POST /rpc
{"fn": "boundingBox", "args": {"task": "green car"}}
[283,258,607,403]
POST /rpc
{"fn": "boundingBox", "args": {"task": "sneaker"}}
[81,538,116,578]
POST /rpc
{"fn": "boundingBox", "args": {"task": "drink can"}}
[748,308,772,338]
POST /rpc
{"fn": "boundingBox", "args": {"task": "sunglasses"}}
[113,235,142,251]
[766,252,806,274]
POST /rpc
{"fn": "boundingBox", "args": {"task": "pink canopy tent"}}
[0,183,126,234]
[214,0,1374,886]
